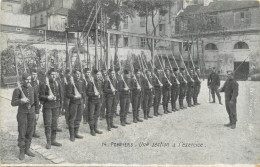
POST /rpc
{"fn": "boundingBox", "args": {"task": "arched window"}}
[205,43,218,50]
[234,42,249,49]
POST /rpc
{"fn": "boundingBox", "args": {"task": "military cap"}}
[145,69,151,73]
[195,67,199,70]
[22,73,31,80]
[180,67,185,71]
[48,68,57,75]
[124,69,129,74]
[84,68,90,73]
[115,68,120,72]
[93,69,99,74]
[212,67,216,69]
[65,69,71,74]
[135,69,140,73]
[173,67,178,72]
[73,68,81,74]
[31,69,37,74]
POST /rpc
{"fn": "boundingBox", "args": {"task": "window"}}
[234,42,249,49]
[205,43,218,50]
[6,4,13,12]
[159,10,166,21]
[184,42,192,51]
[140,38,146,48]
[34,16,37,27]
[124,37,128,47]
[159,24,165,35]
[234,11,251,26]
[140,17,145,27]
[110,35,115,46]
[40,14,44,25]
[61,18,66,29]
[123,16,128,29]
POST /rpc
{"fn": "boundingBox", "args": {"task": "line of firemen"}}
[11,65,201,160]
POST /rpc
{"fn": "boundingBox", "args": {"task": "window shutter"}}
[245,11,251,25]
[234,12,240,26]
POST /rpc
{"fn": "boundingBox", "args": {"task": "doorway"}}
[234,61,249,80]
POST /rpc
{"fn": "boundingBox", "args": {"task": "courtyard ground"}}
[0,80,259,165]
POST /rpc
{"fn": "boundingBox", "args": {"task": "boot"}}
[166,105,172,113]
[106,117,111,131]
[56,127,62,132]
[25,143,35,157]
[231,123,236,129]
[137,117,143,122]
[69,127,75,142]
[74,127,83,139]
[94,122,103,134]
[90,125,96,136]
[147,110,153,118]
[144,110,148,120]
[110,116,118,128]
[224,122,232,127]
[19,146,25,160]
[121,122,126,126]
[133,118,138,123]
[163,105,168,114]
[51,130,62,146]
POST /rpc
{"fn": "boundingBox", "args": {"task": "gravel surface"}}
[0,81,260,165]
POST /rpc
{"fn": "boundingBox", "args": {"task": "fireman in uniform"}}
[86,69,103,136]
[11,73,39,160]
[171,68,180,111]
[118,70,131,126]
[153,68,163,116]
[162,68,171,114]
[30,69,40,138]
[103,69,118,130]
[83,68,91,124]
[100,69,107,120]
[142,70,154,119]
[193,67,201,105]
[178,68,187,109]
[39,68,62,149]
[218,71,239,129]
[63,69,71,128]
[131,69,143,123]
[66,69,85,141]
[186,69,194,107]
[208,67,222,105]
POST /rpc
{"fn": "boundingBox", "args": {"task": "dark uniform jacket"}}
[118,76,131,97]
[178,72,187,86]
[208,72,220,87]
[142,74,154,94]
[171,73,179,88]
[39,79,62,108]
[66,77,86,104]
[162,74,171,91]
[86,78,103,102]
[153,73,161,91]
[193,72,201,86]
[131,75,142,96]
[12,85,39,114]
[103,77,117,98]
[219,78,238,102]
[186,74,194,88]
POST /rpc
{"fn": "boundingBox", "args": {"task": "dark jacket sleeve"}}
[104,80,113,94]
[34,87,39,114]
[39,83,49,101]
[207,74,211,86]
[162,76,171,87]
[11,88,22,106]
[66,83,75,100]
[118,80,125,92]
[86,82,95,97]
[231,82,239,101]
[219,81,226,92]
[216,74,220,86]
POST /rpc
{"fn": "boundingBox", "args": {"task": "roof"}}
[179,1,260,16]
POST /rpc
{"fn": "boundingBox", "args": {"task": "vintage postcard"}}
[0,0,259,166]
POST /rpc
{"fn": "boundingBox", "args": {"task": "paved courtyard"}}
[0,80,259,165]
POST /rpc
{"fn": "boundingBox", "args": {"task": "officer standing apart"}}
[218,71,239,129]
[66,69,85,141]
[208,67,222,105]
[31,69,41,138]
[39,68,62,149]
[11,73,39,160]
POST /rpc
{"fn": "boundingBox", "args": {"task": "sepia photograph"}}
[0,0,259,166]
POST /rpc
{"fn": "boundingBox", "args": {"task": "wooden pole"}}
[151,38,154,70]
[95,3,98,69]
